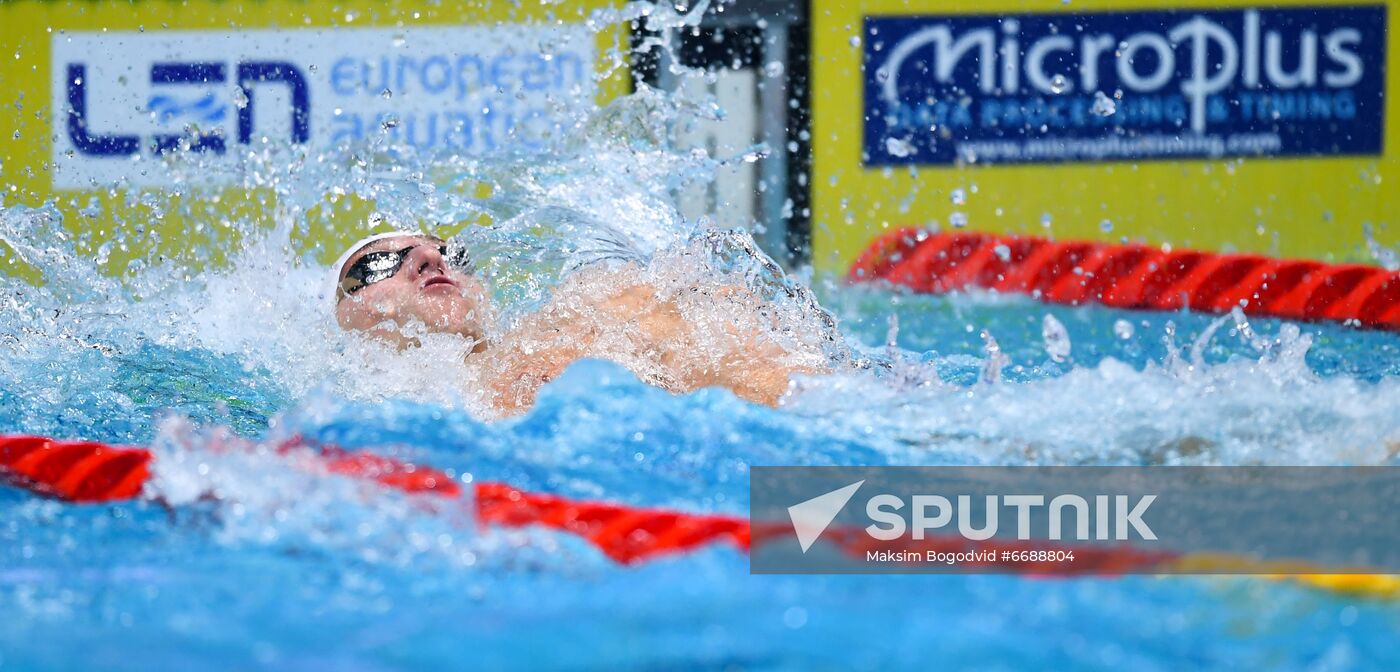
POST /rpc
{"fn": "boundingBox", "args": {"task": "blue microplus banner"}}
[863,6,1388,166]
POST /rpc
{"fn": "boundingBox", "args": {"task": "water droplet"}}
[1363,222,1400,270]
[79,198,102,219]
[848,35,861,47]
[381,88,393,99]
[980,330,1009,384]
[232,87,249,110]
[949,212,968,228]
[1091,91,1117,117]
[1099,219,1113,233]
[764,61,785,78]
[1114,319,1135,340]
[380,115,400,131]
[392,34,407,48]
[1040,212,1053,228]
[1049,74,1069,94]
[1042,314,1071,362]
[884,136,914,158]
[11,130,17,140]
[993,244,1011,262]
[950,188,966,205]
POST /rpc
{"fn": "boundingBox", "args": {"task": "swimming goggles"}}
[339,242,475,297]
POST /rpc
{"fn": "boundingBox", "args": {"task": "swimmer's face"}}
[333,235,492,351]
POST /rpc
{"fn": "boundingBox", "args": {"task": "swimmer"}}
[330,232,830,414]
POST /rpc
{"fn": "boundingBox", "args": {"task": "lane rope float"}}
[850,229,1400,330]
[1,433,1395,598]
[0,433,746,565]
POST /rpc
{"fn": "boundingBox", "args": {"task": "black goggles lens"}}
[339,243,474,297]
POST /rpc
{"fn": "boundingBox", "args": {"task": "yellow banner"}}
[812,0,1398,275]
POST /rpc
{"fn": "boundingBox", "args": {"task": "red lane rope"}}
[850,229,1400,330]
[14,434,1379,580]
[278,437,463,498]
[0,434,1152,570]
[7,436,1397,598]
[0,436,152,503]
[0,434,748,565]
[0,433,1189,573]
[475,482,749,564]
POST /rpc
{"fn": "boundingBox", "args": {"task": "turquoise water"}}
[3,275,1400,669]
[3,9,1400,663]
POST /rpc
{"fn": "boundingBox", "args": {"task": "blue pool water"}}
[3,271,1400,670]
[3,19,1400,666]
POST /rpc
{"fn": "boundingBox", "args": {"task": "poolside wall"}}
[812,0,1399,275]
[0,0,628,276]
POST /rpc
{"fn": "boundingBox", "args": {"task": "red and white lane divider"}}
[850,229,1400,330]
[0,433,746,564]
[2,433,1396,597]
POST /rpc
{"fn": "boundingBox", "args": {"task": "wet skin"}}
[334,235,492,352]
[333,235,827,414]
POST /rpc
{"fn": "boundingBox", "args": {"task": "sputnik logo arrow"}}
[787,480,864,552]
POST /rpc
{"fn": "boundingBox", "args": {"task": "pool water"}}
[3,265,1400,669]
[4,13,1400,668]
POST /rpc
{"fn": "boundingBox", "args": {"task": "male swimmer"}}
[330,232,829,414]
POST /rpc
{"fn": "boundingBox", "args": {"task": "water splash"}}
[142,415,579,571]
[1042,314,1071,363]
[0,0,1397,548]
[1091,91,1118,117]
[5,4,1400,669]
[1363,222,1399,271]
[788,298,1400,467]
[979,329,1009,384]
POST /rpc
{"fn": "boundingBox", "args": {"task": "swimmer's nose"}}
[404,244,446,279]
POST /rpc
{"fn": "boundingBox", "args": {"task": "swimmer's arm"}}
[573,270,830,406]
[476,306,599,415]
[480,333,588,415]
[484,264,827,410]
